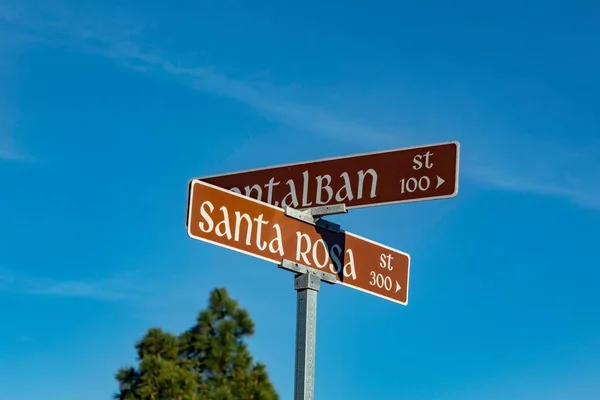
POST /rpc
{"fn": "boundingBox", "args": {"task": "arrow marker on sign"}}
[436,175,445,189]
[395,281,401,293]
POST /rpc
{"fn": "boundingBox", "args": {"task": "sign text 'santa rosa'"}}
[187,180,410,305]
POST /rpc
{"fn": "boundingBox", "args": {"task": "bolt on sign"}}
[195,141,460,210]
[187,179,410,305]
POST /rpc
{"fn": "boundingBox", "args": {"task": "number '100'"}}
[399,176,430,193]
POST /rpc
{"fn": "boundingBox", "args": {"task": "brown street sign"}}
[195,141,459,210]
[187,179,410,305]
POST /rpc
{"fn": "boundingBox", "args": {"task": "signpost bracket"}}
[304,204,348,217]
[278,259,337,285]
[284,204,347,233]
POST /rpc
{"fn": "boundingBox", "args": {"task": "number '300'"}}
[369,271,392,291]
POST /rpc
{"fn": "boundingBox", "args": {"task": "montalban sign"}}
[195,141,460,210]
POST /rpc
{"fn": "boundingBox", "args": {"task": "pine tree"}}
[115,288,278,400]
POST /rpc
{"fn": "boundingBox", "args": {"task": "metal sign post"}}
[279,260,336,400]
[185,141,460,399]
[278,204,346,400]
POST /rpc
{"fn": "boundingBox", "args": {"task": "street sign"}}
[195,141,459,210]
[187,179,410,305]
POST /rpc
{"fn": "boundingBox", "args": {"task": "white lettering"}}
[315,174,333,204]
[199,201,215,232]
[292,234,356,280]
[269,224,284,255]
[418,176,431,191]
[329,244,343,274]
[400,177,416,193]
[357,169,378,199]
[413,155,423,171]
[195,202,284,256]
[253,214,269,251]
[343,249,357,279]
[234,212,253,245]
[335,172,354,202]
[282,180,300,208]
[301,171,312,207]
[369,271,393,291]
[379,253,394,271]
[413,151,434,170]
[384,276,392,291]
[215,206,232,239]
[230,169,380,208]
[424,151,434,168]
[295,232,312,265]
[264,178,280,205]
[244,184,262,201]
[312,239,329,269]
[400,176,431,194]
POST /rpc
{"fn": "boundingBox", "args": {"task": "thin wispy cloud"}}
[0,3,400,148]
[0,135,33,162]
[0,133,24,161]
[470,167,600,210]
[78,35,398,148]
[465,134,600,210]
[0,109,32,162]
[1,2,599,209]
[0,267,145,301]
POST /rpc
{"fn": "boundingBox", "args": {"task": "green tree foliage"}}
[115,288,279,400]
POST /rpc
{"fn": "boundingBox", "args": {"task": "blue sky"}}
[1,0,599,399]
